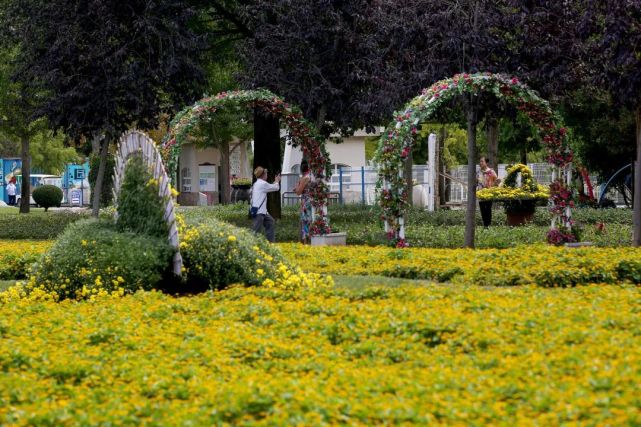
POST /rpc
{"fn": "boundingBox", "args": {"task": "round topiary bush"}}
[178,217,288,292]
[32,185,63,211]
[178,216,334,293]
[29,219,174,300]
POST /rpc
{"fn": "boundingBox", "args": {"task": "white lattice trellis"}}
[113,130,182,275]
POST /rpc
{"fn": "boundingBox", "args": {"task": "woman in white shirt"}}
[251,166,281,242]
[6,181,17,206]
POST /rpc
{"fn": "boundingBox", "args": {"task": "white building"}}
[177,139,252,206]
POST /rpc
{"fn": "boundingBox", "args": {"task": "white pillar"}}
[427,133,437,212]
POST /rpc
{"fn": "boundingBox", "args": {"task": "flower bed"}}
[0,240,52,280]
[1,285,640,425]
[279,243,641,287]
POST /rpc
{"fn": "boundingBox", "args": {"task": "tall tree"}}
[580,0,641,245]
[4,0,206,216]
[0,46,41,213]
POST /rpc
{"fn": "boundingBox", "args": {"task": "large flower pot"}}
[231,185,251,203]
[311,232,347,246]
[506,210,535,226]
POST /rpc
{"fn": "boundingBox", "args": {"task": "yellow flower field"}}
[279,243,641,287]
[1,285,641,425]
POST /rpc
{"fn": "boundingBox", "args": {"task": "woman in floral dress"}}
[294,160,312,243]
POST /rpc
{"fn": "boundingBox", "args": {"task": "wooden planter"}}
[506,210,535,226]
[311,232,347,246]
[503,199,537,226]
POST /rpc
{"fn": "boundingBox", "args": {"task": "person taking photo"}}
[251,166,281,242]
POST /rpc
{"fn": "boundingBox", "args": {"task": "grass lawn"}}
[0,207,45,215]
[0,280,15,291]
[332,274,434,290]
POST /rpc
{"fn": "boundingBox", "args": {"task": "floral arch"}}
[374,73,574,247]
[161,89,331,235]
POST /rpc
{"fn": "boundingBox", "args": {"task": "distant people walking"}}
[294,160,312,244]
[477,156,498,228]
[251,166,281,242]
[6,180,17,206]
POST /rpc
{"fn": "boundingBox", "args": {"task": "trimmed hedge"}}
[0,211,88,239]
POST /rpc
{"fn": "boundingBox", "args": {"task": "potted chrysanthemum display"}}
[477,164,549,226]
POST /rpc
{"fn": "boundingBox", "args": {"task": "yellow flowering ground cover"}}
[279,243,641,287]
[0,240,52,280]
[1,285,641,425]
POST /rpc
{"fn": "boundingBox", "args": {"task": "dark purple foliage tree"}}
[580,0,641,245]
[4,0,206,215]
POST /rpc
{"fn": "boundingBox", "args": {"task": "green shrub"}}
[0,253,40,280]
[116,155,168,238]
[31,219,174,300]
[180,217,290,292]
[616,260,641,284]
[0,211,88,239]
[32,185,63,211]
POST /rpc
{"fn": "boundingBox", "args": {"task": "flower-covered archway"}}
[161,89,331,235]
[374,73,573,247]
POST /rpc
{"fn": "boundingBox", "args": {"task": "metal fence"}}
[281,165,435,208]
[447,163,627,206]
[281,163,628,208]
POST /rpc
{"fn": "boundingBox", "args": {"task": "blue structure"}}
[62,162,90,206]
[0,158,91,206]
[0,158,22,204]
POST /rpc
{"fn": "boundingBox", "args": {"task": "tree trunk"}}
[316,104,327,135]
[254,109,282,219]
[91,133,102,155]
[633,107,641,246]
[19,136,30,214]
[464,106,478,248]
[92,137,110,217]
[486,117,499,170]
[220,138,231,204]
[404,149,413,207]
[439,126,447,205]
[520,144,527,165]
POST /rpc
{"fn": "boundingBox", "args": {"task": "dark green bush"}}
[0,211,88,239]
[180,217,289,292]
[32,185,63,211]
[616,260,641,284]
[116,155,168,238]
[31,219,174,300]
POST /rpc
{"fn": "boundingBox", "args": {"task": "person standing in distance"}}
[251,166,281,242]
[6,179,17,206]
[477,156,498,228]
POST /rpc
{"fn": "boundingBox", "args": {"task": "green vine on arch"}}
[374,73,574,247]
[161,89,332,235]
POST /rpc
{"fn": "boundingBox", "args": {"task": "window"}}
[181,167,191,192]
[199,165,217,192]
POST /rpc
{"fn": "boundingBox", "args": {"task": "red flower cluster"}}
[546,227,577,245]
